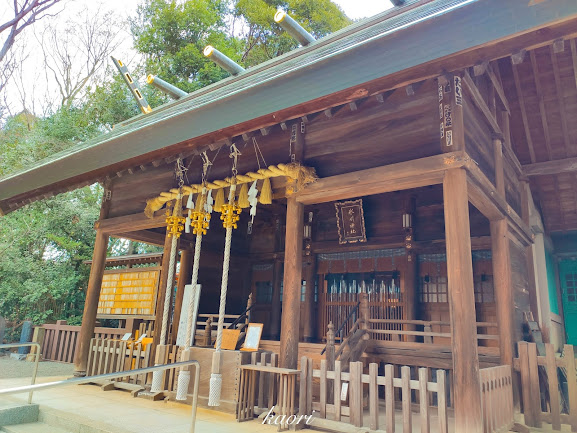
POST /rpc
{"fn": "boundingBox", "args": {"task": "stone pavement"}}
[0,375,279,433]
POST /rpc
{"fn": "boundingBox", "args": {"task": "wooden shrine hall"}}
[2,1,577,432]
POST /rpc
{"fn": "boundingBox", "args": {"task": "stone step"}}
[0,404,38,427]
[1,422,72,433]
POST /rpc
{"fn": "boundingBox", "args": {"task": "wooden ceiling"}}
[498,38,577,233]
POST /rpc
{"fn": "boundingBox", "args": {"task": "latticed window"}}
[566,272,577,303]
[419,276,448,303]
[474,275,495,303]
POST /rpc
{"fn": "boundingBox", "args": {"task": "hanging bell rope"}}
[208,145,242,407]
[177,154,213,401]
[151,159,186,393]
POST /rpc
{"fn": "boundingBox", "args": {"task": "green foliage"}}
[0,0,350,327]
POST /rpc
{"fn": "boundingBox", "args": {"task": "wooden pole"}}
[280,196,304,369]
[153,230,179,348]
[303,258,317,342]
[521,180,540,325]
[73,229,109,376]
[404,251,418,342]
[493,137,505,197]
[443,168,482,433]
[269,259,283,340]
[491,219,514,366]
[171,248,193,344]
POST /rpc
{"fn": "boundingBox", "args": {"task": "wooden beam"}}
[553,38,565,53]
[443,168,482,433]
[473,61,489,77]
[494,137,505,197]
[465,161,533,245]
[550,45,574,158]
[511,49,527,65]
[511,62,536,163]
[523,157,577,176]
[486,63,510,114]
[438,74,465,152]
[296,152,468,205]
[96,212,166,234]
[462,71,501,135]
[280,197,303,369]
[302,258,316,343]
[529,50,553,160]
[571,39,577,93]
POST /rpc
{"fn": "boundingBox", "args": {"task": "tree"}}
[37,6,122,108]
[130,0,350,91]
[234,0,350,66]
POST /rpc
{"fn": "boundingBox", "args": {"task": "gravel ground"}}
[0,354,74,378]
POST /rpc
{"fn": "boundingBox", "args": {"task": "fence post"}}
[299,356,308,416]
[203,317,212,346]
[350,361,363,427]
[437,369,448,433]
[419,367,430,433]
[518,341,536,426]
[527,342,542,428]
[326,322,335,404]
[385,364,394,433]
[564,344,577,432]
[545,344,561,431]
[369,363,379,431]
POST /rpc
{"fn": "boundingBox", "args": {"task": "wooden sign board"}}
[241,323,263,352]
[218,329,241,350]
[97,268,160,317]
[335,199,367,244]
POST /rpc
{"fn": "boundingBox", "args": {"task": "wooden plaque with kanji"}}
[335,199,367,244]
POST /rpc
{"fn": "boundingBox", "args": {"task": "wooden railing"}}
[479,365,514,433]
[40,321,129,363]
[513,341,577,431]
[367,318,499,343]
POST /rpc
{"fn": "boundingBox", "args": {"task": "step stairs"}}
[2,422,71,433]
[0,404,133,433]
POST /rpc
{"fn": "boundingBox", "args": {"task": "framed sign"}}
[241,323,264,352]
[335,199,367,244]
[218,329,241,350]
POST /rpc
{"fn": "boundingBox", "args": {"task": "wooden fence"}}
[246,354,448,433]
[513,341,577,431]
[479,365,514,433]
[40,321,129,363]
[85,338,183,389]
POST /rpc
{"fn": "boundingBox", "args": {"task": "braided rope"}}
[160,235,178,346]
[184,232,203,348]
[176,370,191,400]
[215,184,236,351]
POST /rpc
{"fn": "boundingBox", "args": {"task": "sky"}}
[1,0,394,116]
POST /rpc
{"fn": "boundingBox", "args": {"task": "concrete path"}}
[0,375,278,433]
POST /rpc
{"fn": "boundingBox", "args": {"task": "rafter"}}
[511,62,536,163]
[524,157,577,176]
[529,50,553,160]
[550,45,574,157]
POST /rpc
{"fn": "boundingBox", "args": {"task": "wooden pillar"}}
[302,258,316,342]
[493,137,505,196]
[521,180,539,324]
[73,229,109,375]
[280,196,304,369]
[404,252,418,341]
[491,219,514,366]
[443,168,482,433]
[171,248,193,344]
[269,259,283,340]
[152,231,179,348]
